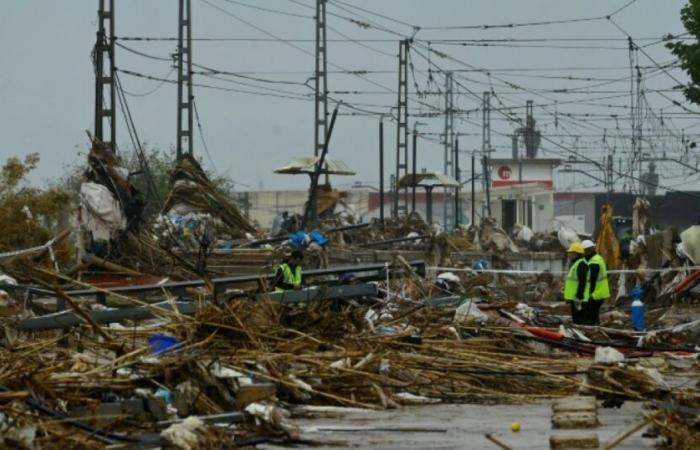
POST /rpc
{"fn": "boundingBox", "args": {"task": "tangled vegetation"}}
[0,153,72,252]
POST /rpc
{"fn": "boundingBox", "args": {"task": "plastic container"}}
[155,388,172,404]
[631,299,646,331]
[630,286,644,300]
[148,334,179,354]
[472,257,488,272]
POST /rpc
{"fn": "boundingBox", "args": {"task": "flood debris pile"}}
[161,154,255,241]
[2,260,700,449]
[4,142,700,449]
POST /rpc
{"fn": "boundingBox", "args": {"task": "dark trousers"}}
[585,300,603,325]
[570,301,587,325]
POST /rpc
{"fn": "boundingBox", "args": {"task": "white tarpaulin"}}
[681,225,700,265]
[80,182,126,242]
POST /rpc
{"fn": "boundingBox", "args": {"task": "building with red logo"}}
[477,158,561,233]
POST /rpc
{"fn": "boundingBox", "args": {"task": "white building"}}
[482,158,561,233]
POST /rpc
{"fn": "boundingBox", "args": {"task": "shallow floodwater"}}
[262,401,655,450]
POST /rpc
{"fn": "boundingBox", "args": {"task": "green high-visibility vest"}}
[275,263,302,292]
[564,258,589,301]
[588,253,610,300]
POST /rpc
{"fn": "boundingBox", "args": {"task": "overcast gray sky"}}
[0,0,694,193]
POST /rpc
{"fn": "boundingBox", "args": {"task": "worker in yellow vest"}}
[582,239,609,325]
[563,242,589,325]
[274,250,304,292]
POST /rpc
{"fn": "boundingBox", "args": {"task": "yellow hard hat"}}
[567,241,584,255]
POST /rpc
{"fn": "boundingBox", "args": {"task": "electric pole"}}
[607,154,614,202]
[482,91,491,217]
[443,72,455,230]
[379,118,385,224]
[628,37,645,193]
[636,59,643,193]
[314,0,328,159]
[454,138,460,227]
[176,0,194,161]
[393,39,409,218]
[94,0,116,154]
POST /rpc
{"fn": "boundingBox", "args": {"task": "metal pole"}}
[176,0,184,160]
[411,126,417,214]
[94,0,105,144]
[628,37,637,191]
[471,154,475,224]
[636,60,643,193]
[394,39,409,218]
[186,0,193,157]
[108,0,116,153]
[304,103,339,230]
[607,154,613,202]
[483,155,491,217]
[454,138,460,227]
[314,0,329,186]
[379,118,384,224]
[443,72,454,229]
[94,0,116,154]
[426,187,433,224]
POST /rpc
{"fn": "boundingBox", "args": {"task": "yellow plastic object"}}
[511,422,521,432]
[596,204,621,269]
[567,241,584,255]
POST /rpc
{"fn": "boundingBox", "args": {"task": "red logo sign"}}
[497,165,512,180]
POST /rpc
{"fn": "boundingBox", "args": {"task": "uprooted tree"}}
[57,145,240,219]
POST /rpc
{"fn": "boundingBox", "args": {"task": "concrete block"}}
[552,411,598,429]
[550,430,599,449]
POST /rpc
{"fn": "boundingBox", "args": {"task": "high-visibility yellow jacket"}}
[274,263,302,292]
[587,253,610,300]
[564,258,589,301]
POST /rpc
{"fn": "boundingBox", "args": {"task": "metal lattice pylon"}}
[93,0,116,153]
[394,39,409,218]
[176,0,194,160]
[314,0,328,158]
[443,72,455,229]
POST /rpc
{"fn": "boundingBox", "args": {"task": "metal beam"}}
[17,301,196,332]
[359,235,429,248]
[259,283,377,304]
[18,284,379,331]
[9,260,425,299]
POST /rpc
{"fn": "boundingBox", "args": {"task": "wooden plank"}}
[552,412,598,429]
[0,391,28,403]
[550,430,599,449]
[235,383,277,409]
[552,396,597,414]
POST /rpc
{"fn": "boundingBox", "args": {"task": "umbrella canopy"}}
[274,157,356,176]
[397,171,460,188]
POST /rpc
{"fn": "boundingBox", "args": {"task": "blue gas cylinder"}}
[630,287,645,331]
